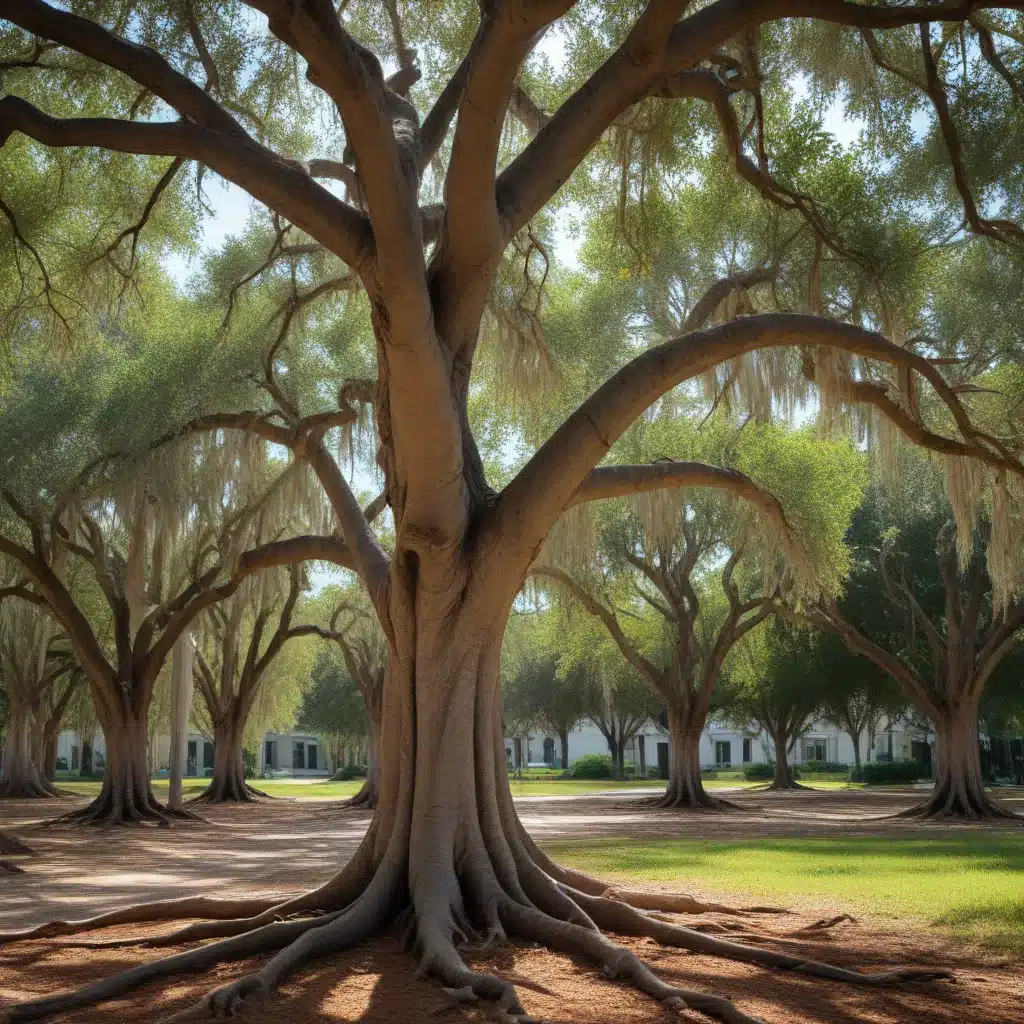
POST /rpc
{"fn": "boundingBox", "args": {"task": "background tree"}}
[725,620,827,790]
[815,454,1024,818]
[501,610,593,769]
[298,649,368,777]
[816,632,906,769]
[4,1,1024,1020]
[191,565,321,803]
[536,417,863,807]
[0,598,76,797]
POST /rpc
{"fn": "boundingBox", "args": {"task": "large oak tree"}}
[3,2,1024,1022]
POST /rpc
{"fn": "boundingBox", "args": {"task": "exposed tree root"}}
[895,786,1019,820]
[0,843,954,1024]
[641,790,740,811]
[0,894,296,945]
[600,886,789,917]
[0,861,25,874]
[0,831,37,858]
[188,781,273,805]
[0,778,66,800]
[340,779,378,810]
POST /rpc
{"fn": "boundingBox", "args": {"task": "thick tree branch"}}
[0,97,373,268]
[3,0,242,135]
[484,312,1014,590]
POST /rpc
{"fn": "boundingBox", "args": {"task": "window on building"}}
[542,738,555,765]
[293,741,306,770]
[307,745,318,771]
[715,740,731,765]
[203,742,215,770]
[187,741,198,776]
[742,738,752,764]
[264,740,275,769]
[804,738,827,762]
[71,746,80,771]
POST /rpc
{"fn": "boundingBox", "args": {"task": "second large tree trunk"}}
[347,708,381,809]
[0,700,55,799]
[656,706,730,808]
[769,731,805,791]
[193,704,266,804]
[901,699,1011,818]
[63,702,166,825]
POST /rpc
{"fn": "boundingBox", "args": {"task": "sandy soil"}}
[1,789,1022,1024]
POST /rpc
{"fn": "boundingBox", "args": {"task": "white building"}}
[54,728,332,779]
[504,716,931,776]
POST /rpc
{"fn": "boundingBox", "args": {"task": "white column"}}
[167,634,194,810]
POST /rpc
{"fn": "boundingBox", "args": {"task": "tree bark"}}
[768,731,805,791]
[346,700,380,809]
[900,698,1010,818]
[60,704,167,825]
[167,635,194,811]
[191,699,268,804]
[654,706,731,809]
[559,729,569,772]
[0,699,55,799]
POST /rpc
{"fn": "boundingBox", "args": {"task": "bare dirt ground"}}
[1,789,1022,1024]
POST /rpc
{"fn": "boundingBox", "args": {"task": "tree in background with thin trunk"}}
[724,620,827,791]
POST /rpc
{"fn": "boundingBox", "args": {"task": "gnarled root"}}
[896,785,1019,820]
[600,886,789,917]
[0,894,295,945]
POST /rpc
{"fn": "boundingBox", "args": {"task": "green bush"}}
[571,754,615,779]
[242,745,258,779]
[743,762,776,780]
[333,763,368,781]
[803,761,849,774]
[850,760,926,784]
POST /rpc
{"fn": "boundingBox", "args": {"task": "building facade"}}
[54,728,333,779]
[504,715,932,775]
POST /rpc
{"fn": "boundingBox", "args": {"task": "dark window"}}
[187,741,198,776]
[264,740,275,768]
[715,740,731,765]
[742,738,752,763]
[542,738,555,765]
[293,741,306,770]
[203,742,215,770]
[70,746,80,771]
[307,745,318,771]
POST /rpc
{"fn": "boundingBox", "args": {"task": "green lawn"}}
[52,772,861,800]
[542,835,1024,955]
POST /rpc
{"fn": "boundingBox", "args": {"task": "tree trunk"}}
[614,739,626,779]
[850,732,862,770]
[768,731,804,791]
[81,739,93,777]
[60,705,166,825]
[0,700,54,799]
[656,706,730,808]
[559,729,569,772]
[346,703,381,809]
[900,699,1011,818]
[192,708,266,804]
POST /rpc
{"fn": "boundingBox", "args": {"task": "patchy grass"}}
[542,835,1024,956]
[52,772,861,801]
[54,778,366,800]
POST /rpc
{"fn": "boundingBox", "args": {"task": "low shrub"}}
[571,753,615,779]
[803,761,849,774]
[333,763,368,781]
[743,762,776,780]
[850,759,927,784]
[242,745,258,779]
